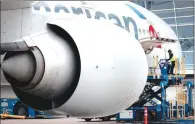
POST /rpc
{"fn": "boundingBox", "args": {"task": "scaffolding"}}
[180,56,186,77]
[148,56,159,76]
[129,53,193,122]
[169,85,186,119]
[148,55,186,79]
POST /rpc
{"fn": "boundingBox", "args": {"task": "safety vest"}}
[170,55,177,62]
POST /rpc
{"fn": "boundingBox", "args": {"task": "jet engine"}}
[1,18,148,117]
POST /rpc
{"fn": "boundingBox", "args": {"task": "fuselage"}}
[0,1,182,117]
[1,1,182,68]
[32,1,182,55]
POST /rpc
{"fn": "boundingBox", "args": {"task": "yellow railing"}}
[148,55,186,77]
[148,56,159,76]
[174,56,186,77]
[169,85,187,119]
[153,55,158,68]
[180,56,186,77]
[174,58,179,75]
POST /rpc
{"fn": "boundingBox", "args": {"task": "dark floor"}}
[1,118,120,124]
[1,117,194,124]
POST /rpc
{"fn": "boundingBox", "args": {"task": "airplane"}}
[0,1,182,118]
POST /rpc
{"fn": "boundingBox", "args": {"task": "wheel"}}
[85,118,92,122]
[135,111,142,121]
[101,116,111,121]
[13,102,29,117]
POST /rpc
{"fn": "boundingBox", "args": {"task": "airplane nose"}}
[1,52,36,85]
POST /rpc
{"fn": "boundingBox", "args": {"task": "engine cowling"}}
[1,18,148,118]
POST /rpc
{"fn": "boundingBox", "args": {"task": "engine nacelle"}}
[2,18,148,117]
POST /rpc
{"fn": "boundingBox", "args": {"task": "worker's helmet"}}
[168,49,172,53]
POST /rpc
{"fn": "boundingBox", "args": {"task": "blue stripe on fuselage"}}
[126,3,146,20]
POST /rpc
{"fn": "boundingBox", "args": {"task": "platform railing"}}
[181,51,194,75]
[148,53,194,76]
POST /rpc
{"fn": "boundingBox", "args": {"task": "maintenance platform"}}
[116,58,194,124]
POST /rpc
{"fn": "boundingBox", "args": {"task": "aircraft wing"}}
[0,41,30,55]
[0,1,37,54]
[139,37,177,54]
[1,1,35,10]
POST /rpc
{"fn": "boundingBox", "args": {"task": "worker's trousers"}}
[167,61,175,74]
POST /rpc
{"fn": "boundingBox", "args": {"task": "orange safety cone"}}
[144,107,148,124]
[0,113,25,119]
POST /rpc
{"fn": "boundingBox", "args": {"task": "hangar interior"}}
[0,0,194,123]
[116,1,195,123]
[132,0,194,105]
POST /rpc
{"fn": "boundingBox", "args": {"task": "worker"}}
[166,49,176,75]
